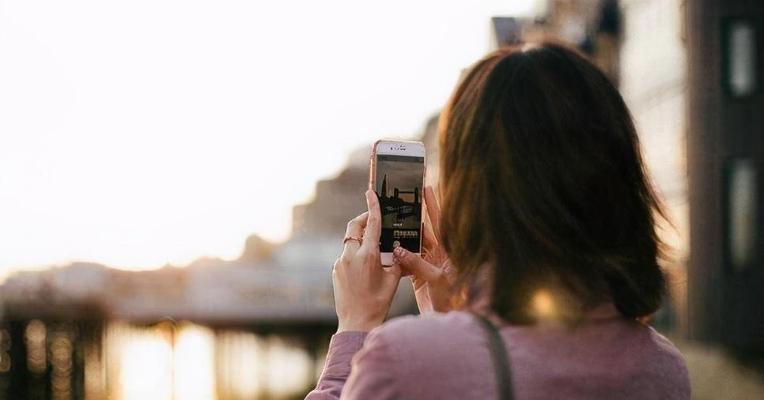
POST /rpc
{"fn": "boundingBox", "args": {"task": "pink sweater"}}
[306,304,689,399]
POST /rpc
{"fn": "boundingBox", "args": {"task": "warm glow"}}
[265,336,314,397]
[532,290,555,318]
[118,331,173,400]
[25,320,48,374]
[103,324,318,399]
[216,331,262,398]
[174,325,217,400]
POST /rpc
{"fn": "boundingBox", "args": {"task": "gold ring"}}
[343,236,363,245]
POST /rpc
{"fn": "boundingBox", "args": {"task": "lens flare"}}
[532,290,555,318]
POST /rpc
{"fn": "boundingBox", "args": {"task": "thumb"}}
[393,246,442,282]
[382,263,403,292]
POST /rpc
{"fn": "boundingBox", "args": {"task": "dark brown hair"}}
[439,42,667,323]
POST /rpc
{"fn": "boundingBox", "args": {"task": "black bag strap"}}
[473,313,514,400]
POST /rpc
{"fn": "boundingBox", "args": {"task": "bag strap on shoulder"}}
[472,313,514,400]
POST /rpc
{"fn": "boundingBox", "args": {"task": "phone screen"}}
[375,154,424,253]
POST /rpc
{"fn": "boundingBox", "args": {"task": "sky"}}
[0,0,545,277]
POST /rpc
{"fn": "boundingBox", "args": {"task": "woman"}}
[307,42,690,399]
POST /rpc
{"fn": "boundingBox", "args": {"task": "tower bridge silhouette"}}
[380,175,421,225]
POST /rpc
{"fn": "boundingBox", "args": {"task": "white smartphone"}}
[369,140,426,266]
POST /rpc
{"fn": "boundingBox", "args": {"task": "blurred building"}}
[291,147,369,238]
[619,0,689,333]
[687,0,763,351]
[494,0,622,82]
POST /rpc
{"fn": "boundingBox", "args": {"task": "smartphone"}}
[369,140,426,265]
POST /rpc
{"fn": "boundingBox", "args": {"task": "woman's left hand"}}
[333,190,403,333]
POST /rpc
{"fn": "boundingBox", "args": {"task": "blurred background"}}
[0,0,762,399]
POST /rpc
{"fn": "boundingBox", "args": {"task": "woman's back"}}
[310,41,690,400]
[325,305,689,399]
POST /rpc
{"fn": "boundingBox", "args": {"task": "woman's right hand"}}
[393,186,457,313]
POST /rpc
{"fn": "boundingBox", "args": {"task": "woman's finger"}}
[341,211,368,262]
[424,186,442,243]
[361,190,381,254]
[442,261,457,285]
[393,246,442,282]
[422,208,438,252]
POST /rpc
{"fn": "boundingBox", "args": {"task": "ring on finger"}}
[343,236,363,246]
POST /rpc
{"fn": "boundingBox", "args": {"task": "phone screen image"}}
[375,154,425,253]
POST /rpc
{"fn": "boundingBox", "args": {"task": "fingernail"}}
[393,246,404,257]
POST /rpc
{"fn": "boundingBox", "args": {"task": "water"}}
[0,320,331,400]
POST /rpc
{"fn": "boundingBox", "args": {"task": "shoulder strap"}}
[473,313,514,400]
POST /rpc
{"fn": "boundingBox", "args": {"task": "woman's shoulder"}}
[582,310,689,395]
[641,325,689,376]
[363,309,690,399]
[369,308,689,373]
[357,312,496,398]
[583,306,688,376]
[608,324,690,398]
[375,311,477,338]
[369,311,481,354]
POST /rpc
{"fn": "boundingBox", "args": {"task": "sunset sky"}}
[0,0,545,278]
